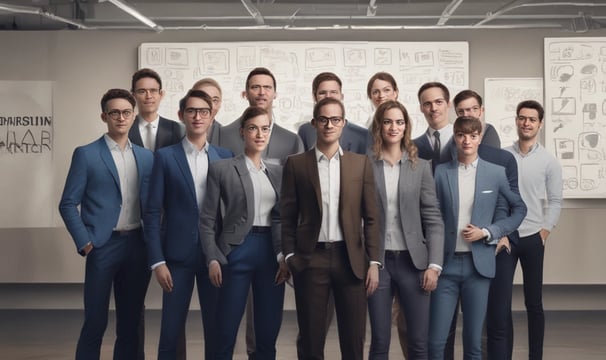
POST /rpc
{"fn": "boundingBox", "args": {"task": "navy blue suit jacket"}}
[298,120,371,155]
[129,116,185,151]
[59,136,153,252]
[143,142,233,267]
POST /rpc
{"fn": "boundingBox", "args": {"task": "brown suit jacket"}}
[281,149,381,280]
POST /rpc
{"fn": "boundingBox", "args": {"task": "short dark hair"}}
[131,68,162,92]
[367,72,398,99]
[516,100,544,122]
[239,106,269,129]
[312,72,342,98]
[246,67,276,90]
[100,89,135,112]
[453,116,483,135]
[178,89,213,112]
[417,82,450,102]
[453,89,483,108]
[313,97,345,120]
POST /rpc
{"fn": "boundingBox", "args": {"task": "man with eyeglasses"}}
[281,97,381,360]
[144,89,232,360]
[59,89,154,360]
[192,77,223,146]
[487,100,562,360]
[218,67,303,165]
[298,72,370,154]
[129,68,185,152]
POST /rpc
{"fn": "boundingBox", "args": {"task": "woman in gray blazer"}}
[367,100,445,360]
[199,106,290,360]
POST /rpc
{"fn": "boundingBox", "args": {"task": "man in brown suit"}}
[281,97,381,360]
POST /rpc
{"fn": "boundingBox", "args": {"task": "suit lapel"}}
[234,155,255,219]
[99,138,121,191]
[173,144,197,199]
[373,159,387,218]
[129,118,144,147]
[156,117,171,150]
[305,150,323,213]
[445,161,459,222]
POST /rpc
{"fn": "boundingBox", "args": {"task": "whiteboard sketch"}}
[484,78,543,148]
[545,37,606,198]
[139,41,468,138]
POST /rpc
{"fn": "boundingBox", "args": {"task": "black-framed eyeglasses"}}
[315,116,344,127]
[245,125,271,134]
[184,107,211,117]
[106,109,134,120]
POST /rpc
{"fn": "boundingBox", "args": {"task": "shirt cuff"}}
[285,253,295,261]
[151,261,165,270]
[428,263,442,272]
[369,260,382,269]
[482,228,492,241]
[277,252,284,263]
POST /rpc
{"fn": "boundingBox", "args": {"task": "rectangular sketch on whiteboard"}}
[484,77,543,148]
[139,41,468,139]
[545,37,606,198]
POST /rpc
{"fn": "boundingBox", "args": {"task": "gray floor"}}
[1,309,605,359]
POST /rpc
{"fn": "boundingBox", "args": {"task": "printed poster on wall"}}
[0,81,53,227]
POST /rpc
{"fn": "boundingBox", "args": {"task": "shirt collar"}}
[138,115,160,128]
[104,133,132,151]
[426,123,453,138]
[458,157,478,170]
[315,146,343,162]
[245,155,267,172]
[512,140,539,156]
[182,137,209,155]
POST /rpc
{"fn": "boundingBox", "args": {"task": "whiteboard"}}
[139,41,468,138]
[545,37,606,198]
[484,77,543,148]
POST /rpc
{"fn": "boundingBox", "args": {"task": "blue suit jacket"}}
[143,142,233,267]
[298,120,371,155]
[59,136,154,252]
[434,158,526,278]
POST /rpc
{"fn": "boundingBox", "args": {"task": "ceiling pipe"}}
[99,0,163,32]
[0,2,91,29]
[240,0,265,25]
[437,0,465,26]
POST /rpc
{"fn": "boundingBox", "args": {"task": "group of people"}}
[59,66,562,360]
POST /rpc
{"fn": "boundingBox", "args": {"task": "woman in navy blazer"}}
[367,100,445,360]
[199,106,289,360]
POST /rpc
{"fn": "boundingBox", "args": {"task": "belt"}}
[385,250,409,257]
[112,228,140,237]
[251,226,271,234]
[315,241,345,250]
[454,251,472,256]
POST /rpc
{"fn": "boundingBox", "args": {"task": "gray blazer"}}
[218,118,304,164]
[199,153,282,265]
[372,154,444,268]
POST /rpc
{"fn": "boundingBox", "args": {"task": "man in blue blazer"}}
[429,116,526,360]
[129,68,184,151]
[143,90,232,360]
[298,72,371,154]
[59,89,153,360]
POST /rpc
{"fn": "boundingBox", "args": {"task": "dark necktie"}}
[432,130,441,172]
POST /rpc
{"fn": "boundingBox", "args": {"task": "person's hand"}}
[154,264,173,292]
[365,264,379,296]
[208,260,222,287]
[82,243,93,256]
[539,229,550,246]
[422,268,439,292]
[462,224,485,242]
[275,259,290,285]
[496,237,511,255]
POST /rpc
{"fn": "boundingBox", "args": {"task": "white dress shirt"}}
[182,138,209,210]
[315,147,344,243]
[104,134,140,231]
[383,160,406,251]
[245,156,276,227]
